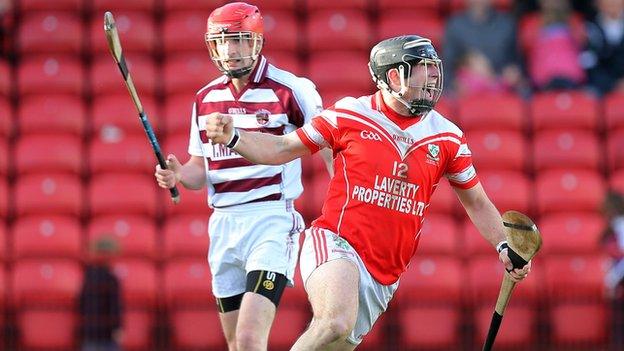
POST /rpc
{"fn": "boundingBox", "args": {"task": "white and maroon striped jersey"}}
[189,56,322,208]
[296,91,479,285]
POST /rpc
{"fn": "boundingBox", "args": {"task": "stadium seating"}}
[535,169,606,215]
[14,173,83,217]
[14,134,83,175]
[163,258,213,307]
[607,129,624,172]
[416,214,460,255]
[295,175,327,223]
[539,212,603,255]
[398,306,461,348]
[17,55,84,96]
[0,223,6,261]
[18,0,82,11]
[549,302,609,346]
[0,60,10,97]
[530,91,599,131]
[450,0,513,12]
[92,0,156,12]
[306,10,372,52]
[89,11,156,54]
[605,92,624,130]
[462,219,494,255]
[394,256,463,304]
[170,309,226,350]
[457,94,526,132]
[121,310,154,351]
[0,139,6,176]
[533,129,602,171]
[519,13,586,58]
[88,174,158,217]
[378,0,441,13]
[162,11,208,53]
[87,215,158,259]
[162,53,221,96]
[269,307,310,349]
[88,133,155,174]
[428,180,460,215]
[17,12,83,54]
[0,179,7,219]
[17,94,86,136]
[12,258,83,308]
[90,55,157,97]
[611,169,624,193]
[91,93,161,136]
[17,309,77,349]
[308,52,373,93]
[12,215,82,259]
[161,186,210,217]
[162,0,223,11]
[306,0,369,10]
[262,10,300,53]
[162,94,195,136]
[543,255,608,300]
[476,170,533,215]
[468,256,540,304]
[163,215,209,259]
[467,130,528,171]
[265,51,305,75]
[0,98,11,137]
[377,11,444,48]
[111,259,158,308]
[473,305,537,348]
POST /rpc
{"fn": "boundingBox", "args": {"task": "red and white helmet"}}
[206,2,264,78]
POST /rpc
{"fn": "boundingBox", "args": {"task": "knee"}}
[235,329,266,351]
[314,316,354,343]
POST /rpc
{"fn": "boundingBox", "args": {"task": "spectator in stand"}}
[582,0,624,95]
[78,237,123,351]
[601,191,624,350]
[443,0,523,96]
[454,50,512,96]
[526,0,586,90]
[0,0,10,57]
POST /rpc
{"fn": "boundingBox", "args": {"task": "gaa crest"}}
[255,109,270,126]
[427,144,440,161]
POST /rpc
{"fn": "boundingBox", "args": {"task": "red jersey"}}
[296,92,479,284]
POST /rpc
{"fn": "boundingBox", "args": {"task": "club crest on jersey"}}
[228,107,246,114]
[255,109,270,125]
[427,144,440,162]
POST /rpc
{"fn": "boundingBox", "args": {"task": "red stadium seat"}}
[90,55,157,97]
[467,130,528,172]
[610,169,624,193]
[535,169,605,215]
[0,60,10,97]
[162,0,223,11]
[170,309,226,350]
[251,0,297,10]
[540,212,603,255]
[161,187,210,217]
[279,266,308,308]
[468,256,539,304]
[308,51,373,95]
[0,98,12,137]
[92,0,155,11]
[394,256,462,304]
[519,13,586,58]
[450,0,513,12]
[530,91,599,131]
[398,307,461,348]
[17,12,83,54]
[15,173,83,217]
[17,309,77,349]
[269,308,310,349]
[112,259,158,308]
[428,180,460,215]
[163,95,195,135]
[416,214,459,255]
[0,139,7,176]
[543,255,608,300]
[265,52,304,77]
[15,134,83,175]
[92,93,161,136]
[607,129,624,171]
[377,11,444,48]
[300,153,329,180]
[0,267,5,309]
[0,179,7,219]
[163,258,213,307]
[88,215,158,259]
[378,0,441,12]
[457,94,526,132]
[12,258,82,308]
[0,224,6,261]
[121,310,154,351]
[261,11,299,53]
[90,11,156,54]
[17,55,84,95]
[462,218,494,255]
[434,97,455,121]
[161,131,192,162]
[18,94,86,136]
[19,0,82,11]
[295,175,328,222]
[163,215,209,259]
[533,129,602,171]
[12,215,82,259]
[306,0,369,11]
[473,305,537,348]
[162,11,207,53]
[549,303,608,346]
[306,10,371,52]
[476,170,532,214]
[89,174,157,217]
[162,53,222,96]
[88,133,155,174]
[605,92,624,130]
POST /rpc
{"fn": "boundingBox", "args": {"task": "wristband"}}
[226,128,240,149]
[496,240,509,254]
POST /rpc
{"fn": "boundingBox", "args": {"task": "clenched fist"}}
[154,154,182,189]
[204,112,234,145]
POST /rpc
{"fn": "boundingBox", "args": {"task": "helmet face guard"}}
[205,31,263,78]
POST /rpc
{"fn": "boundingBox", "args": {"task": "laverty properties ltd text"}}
[352,175,425,216]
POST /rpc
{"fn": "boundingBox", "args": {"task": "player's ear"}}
[386,68,400,89]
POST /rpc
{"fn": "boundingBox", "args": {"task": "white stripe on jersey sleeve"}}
[209,164,282,183]
[320,110,338,128]
[211,184,282,206]
[302,124,330,148]
[266,65,323,123]
[455,143,472,158]
[239,88,280,103]
[445,165,477,184]
[202,88,236,102]
[188,102,204,157]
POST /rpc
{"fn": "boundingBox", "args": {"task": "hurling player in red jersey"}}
[205,35,531,349]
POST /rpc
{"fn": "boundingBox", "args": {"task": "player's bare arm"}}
[155,155,206,190]
[454,183,531,282]
[205,112,311,165]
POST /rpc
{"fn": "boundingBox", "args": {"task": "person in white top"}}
[154,2,331,350]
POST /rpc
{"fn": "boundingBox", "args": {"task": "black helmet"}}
[369,35,443,116]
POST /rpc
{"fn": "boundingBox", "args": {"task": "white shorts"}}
[299,227,399,345]
[208,200,304,298]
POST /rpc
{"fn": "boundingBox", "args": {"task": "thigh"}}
[306,258,359,322]
[236,292,277,337]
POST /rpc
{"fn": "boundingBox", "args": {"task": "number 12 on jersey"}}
[392,161,408,179]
